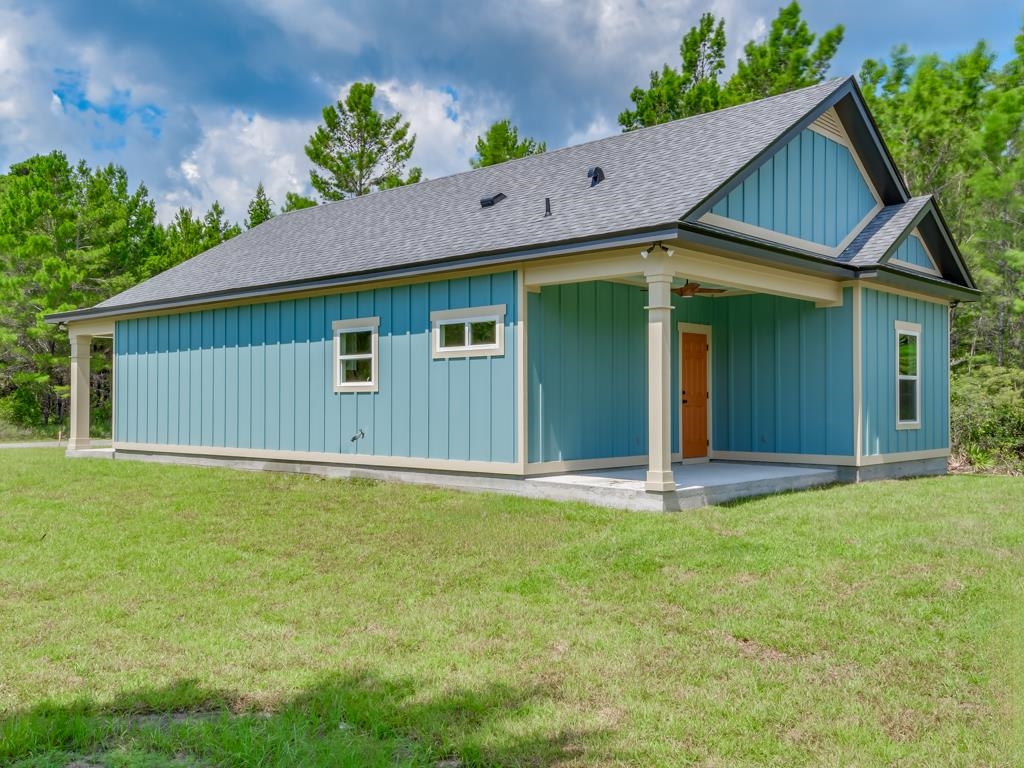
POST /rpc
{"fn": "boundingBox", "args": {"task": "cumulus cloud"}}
[0,0,1009,231]
[160,110,316,222]
[237,0,365,53]
[373,81,503,179]
[565,116,618,148]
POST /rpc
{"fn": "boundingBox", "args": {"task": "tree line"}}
[1,2,1021,465]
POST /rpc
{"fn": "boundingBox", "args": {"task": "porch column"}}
[645,272,675,492]
[68,333,91,450]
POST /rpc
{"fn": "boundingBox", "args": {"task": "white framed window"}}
[895,320,921,429]
[430,304,505,359]
[332,317,379,393]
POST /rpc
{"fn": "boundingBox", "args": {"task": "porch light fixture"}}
[640,242,674,259]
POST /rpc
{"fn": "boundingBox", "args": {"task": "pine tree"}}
[281,191,317,213]
[619,12,727,129]
[304,82,422,199]
[722,2,844,105]
[470,120,546,167]
[245,182,275,229]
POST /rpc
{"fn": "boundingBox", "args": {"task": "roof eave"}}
[855,265,981,302]
[46,223,683,324]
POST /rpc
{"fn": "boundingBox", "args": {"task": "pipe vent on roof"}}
[480,192,506,208]
[587,166,605,186]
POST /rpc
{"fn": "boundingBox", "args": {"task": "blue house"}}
[50,78,977,505]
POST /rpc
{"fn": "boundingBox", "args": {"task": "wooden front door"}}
[681,331,709,459]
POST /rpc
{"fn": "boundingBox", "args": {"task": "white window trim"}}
[430,304,506,359]
[895,320,921,430]
[332,317,379,393]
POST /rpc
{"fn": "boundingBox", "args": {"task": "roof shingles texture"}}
[99,78,848,310]
[838,196,931,266]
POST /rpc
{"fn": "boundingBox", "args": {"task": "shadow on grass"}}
[1,672,602,767]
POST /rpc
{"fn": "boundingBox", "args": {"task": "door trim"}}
[678,322,712,461]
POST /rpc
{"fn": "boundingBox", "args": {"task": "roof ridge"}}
[285,77,853,217]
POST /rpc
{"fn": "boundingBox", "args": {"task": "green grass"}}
[0,449,1021,766]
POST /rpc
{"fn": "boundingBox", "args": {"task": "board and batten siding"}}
[526,282,714,463]
[526,282,854,464]
[709,128,877,249]
[890,233,935,271]
[860,288,949,456]
[114,272,518,463]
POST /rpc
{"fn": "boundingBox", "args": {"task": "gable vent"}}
[587,166,605,186]
[480,192,506,208]
[811,108,845,144]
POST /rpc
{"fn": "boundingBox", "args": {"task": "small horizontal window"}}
[333,317,379,393]
[430,304,506,359]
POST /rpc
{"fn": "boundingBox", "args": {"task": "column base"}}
[645,470,676,493]
[68,437,92,450]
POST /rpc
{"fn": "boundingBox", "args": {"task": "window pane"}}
[898,333,917,376]
[341,357,372,383]
[440,322,465,348]
[470,320,497,346]
[340,330,372,356]
[898,379,917,422]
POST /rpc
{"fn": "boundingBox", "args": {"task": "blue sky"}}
[0,1,1018,223]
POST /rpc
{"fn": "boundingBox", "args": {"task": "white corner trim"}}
[516,269,528,472]
[430,304,506,359]
[852,286,863,459]
[332,316,379,393]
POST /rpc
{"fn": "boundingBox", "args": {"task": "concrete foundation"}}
[63,448,948,512]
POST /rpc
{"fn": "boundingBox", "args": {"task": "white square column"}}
[644,272,675,493]
[68,334,91,450]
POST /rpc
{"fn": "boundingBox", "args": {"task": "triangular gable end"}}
[885,228,941,276]
[878,202,977,290]
[696,105,884,258]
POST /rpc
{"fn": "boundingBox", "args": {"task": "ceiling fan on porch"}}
[672,280,727,298]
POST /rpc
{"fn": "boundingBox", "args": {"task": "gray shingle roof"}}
[838,196,931,267]
[96,78,849,311]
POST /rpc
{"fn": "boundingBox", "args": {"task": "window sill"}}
[334,383,378,394]
[433,347,504,360]
[895,421,921,431]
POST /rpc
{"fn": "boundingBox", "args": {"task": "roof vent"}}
[480,192,506,208]
[587,166,605,187]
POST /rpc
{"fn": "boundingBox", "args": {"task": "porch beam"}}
[644,270,675,493]
[69,333,91,450]
[676,248,844,307]
[523,248,646,289]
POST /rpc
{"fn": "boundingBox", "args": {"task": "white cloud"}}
[565,116,617,148]
[160,110,317,223]
[373,80,502,180]
[238,0,365,53]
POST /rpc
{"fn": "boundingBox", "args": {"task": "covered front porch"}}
[523,236,855,493]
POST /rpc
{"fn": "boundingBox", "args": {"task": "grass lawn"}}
[0,450,1021,766]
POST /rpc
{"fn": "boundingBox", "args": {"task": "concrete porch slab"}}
[103,447,839,512]
[531,462,840,510]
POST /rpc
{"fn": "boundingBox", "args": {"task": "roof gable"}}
[887,230,940,276]
[839,196,975,289]
[698,117,882,256]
